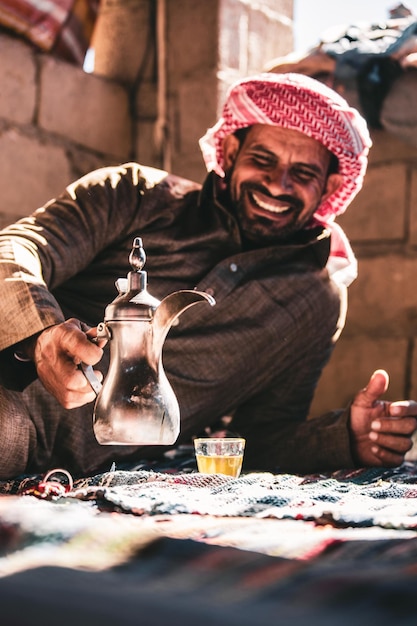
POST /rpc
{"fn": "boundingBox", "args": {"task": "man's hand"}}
[349,369,417,466]
[31,318,104,409]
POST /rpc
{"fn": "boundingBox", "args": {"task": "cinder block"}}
[0,130,71,223]
[171,151,207,185]
[338,163,406,241]
[368,129,417,164]
[176,76,218,153]
[345,255,417,337]
[219,1,246,71]
[380,69,417,151]
[66,146,119,181]
[0,34,36,124]
[409,167,417,245]
[168,0,218,78]
[91,0,154,85]
[39,56,131,158]
[134,120,163,170]
[219,1,292,74]
[310,335,408,418]
[135,80,158,120]
[409,342,417,399]
[247,6,293,71]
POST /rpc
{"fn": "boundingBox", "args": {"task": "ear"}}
[321,173,343,204]
[222,134,241,174]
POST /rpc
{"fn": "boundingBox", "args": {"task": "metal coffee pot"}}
[82,237,215,446]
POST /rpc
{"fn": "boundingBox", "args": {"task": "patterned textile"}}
[68,463,417,529]
[0,0,73,51]
[1,463,417,572]
[2,461,417,529]
[0,0,98,63]
[0,460,417,626]
[2,464,417,625]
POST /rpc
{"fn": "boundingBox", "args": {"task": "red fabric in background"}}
[0,0,99,64]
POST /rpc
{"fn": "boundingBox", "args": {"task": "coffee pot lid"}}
[104,237,161,321]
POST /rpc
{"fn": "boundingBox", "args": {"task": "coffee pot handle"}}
[80,362,103,395]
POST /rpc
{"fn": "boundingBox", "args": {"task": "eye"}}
[291,167,319,183]
[250,153,275,167]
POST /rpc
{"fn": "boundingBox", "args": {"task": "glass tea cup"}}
[194,437,246,477]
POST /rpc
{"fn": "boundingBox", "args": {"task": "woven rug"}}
[2,458,417,528]
[1,460,417,573]
[2,461,417,624]
[59,463,417,529]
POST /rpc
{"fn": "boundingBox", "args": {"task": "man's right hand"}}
[30,318,104,408]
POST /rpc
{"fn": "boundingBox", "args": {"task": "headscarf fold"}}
[199,73,372,287]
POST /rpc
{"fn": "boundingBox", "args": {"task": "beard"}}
[233,182,309,244]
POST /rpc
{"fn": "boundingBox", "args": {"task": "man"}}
[0,73,415,480]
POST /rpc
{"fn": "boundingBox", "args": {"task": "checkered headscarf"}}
[199,73,371,221]
[199,73,372,286]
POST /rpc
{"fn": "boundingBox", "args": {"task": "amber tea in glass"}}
[194,437,245,477]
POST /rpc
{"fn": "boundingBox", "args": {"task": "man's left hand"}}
[349,369,417,466]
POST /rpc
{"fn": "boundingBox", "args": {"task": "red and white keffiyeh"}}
[199,73,372,286]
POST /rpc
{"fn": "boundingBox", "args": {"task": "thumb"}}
[353,369,389,408]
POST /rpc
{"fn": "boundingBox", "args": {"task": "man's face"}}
[222,124,342,244]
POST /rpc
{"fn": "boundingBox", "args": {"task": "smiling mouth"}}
[250,191,292,214]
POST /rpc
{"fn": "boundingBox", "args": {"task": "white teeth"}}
[251,192,290,214]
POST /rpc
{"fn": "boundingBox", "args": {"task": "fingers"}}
[368,445,408,467]
[354,425,416,468]
[38,350,98,409]
[32,319,104,409]
[401,52,417,68]
[349,369,417,467]
[371,415,417,435]
[369,415,417,451]
[60,319,103,365]
[389,400,417,417]
[365,414,417,466]
[369,429,415,452]
[58,366,98,408]
[368,430,414,465]
[80,322,107,349]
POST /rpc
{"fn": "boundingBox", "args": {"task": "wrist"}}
[13,333,41,362]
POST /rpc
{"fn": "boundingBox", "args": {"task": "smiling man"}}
[0,72,416,480]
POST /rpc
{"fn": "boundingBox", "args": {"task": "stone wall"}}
[0,32,131,228]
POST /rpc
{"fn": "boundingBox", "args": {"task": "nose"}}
[265,166,294,194]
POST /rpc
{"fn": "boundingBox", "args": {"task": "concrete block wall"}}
[0,32,132,228]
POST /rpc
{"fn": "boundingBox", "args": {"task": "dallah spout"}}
[152,289,216,355]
